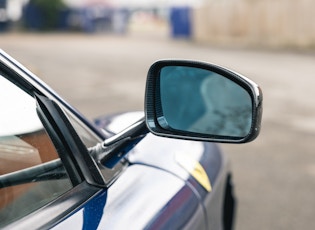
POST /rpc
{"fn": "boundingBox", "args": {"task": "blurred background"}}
[1,0,315,48]
[1,0,315,229]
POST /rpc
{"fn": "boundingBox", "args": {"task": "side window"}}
[0,76,73,227]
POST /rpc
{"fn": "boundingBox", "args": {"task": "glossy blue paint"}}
[82,190,107,230]
[53,165,206,230]
[91,112,229,229]
[54,113,221,229]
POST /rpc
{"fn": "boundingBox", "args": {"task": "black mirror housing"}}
[145,60,263,143]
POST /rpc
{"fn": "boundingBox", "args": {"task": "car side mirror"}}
[145,60,263,143]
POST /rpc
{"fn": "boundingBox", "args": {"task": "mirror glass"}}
[159,66,253,138]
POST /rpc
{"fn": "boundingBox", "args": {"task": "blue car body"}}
[51,112,235,230]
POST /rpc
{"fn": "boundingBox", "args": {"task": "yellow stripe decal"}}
[175,153,212,192]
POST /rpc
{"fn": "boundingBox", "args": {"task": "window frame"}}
[0,51,112,228]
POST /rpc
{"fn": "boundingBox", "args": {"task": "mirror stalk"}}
[89,116,148,167]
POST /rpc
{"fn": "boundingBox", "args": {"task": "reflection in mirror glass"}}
[159,66,252,138]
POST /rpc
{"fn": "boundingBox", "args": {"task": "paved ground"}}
[1,33,315,229]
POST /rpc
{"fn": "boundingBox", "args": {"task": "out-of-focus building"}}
[193,0,315,48]
[2,0,314,48]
